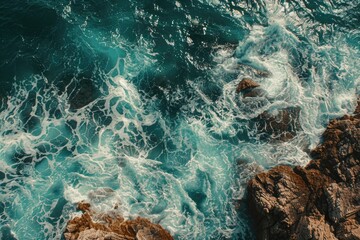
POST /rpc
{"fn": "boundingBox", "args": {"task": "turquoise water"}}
[0,1,359,239]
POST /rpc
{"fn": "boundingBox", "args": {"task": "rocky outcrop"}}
[236,78,260,93]
[64,202,173,240]
[236,78,302,141]
[247,99,360,240]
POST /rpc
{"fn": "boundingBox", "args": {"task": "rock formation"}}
[247,99,360,239]
[236,78,301,141]
[252,106,302,141]
[236,78,260,93]
[64,202,173,240]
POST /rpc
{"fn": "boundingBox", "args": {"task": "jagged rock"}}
[77,229,128,240]
[248,165,310,239]
[236,78,260,93]
[77,202,91,212]
[295,215,337,240]
[64,202,173,240]
[247,98,360,240]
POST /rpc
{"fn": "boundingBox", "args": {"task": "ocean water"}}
[0,0,359,239]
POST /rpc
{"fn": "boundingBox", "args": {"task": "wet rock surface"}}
[236,78,260,93]
[242,88,268,98]
[236,78,302,142]
[64,202,173,240]
[247,99,360,240]
[252,106,302,141]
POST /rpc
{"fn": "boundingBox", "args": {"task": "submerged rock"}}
[64,202,173,240]
[235,77,302,141]
[236,78,260,93]
[252,106,302,141]
[247,99,360,240]
[242,88,267,98]
[254,69,272,78]
[57,74,100,111]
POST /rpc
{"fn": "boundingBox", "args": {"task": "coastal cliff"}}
[247,99,360,240]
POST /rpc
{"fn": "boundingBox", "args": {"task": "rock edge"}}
[247,98,360,240]
[64,202,174,240]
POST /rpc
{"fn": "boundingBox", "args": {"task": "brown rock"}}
[295,216,337,240]
[355,97,360,115]
[64,203,173,240]
[337,219,360,240]
[247,97,360,240]
[236,78,260,93]
[77,202,91,212]
[248,165,310,239]
[252,106,302,141]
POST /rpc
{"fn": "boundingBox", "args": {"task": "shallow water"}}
[0,0,359,239]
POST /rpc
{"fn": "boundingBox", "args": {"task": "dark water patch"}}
[187,190,207,210]
[288,0,360,30]
[288,47,313,83]
[49,197,68,224]
[0,225,17,240]
[36,143,54,154]
[89,100,113,127]
[146,141,165,161]
[201,81,223,102]
[343,3,360,29]
[0,2,68,95]
[136,67,196,117]
[184,170,209,211]
[56,73,101,110]
[0,0,118,100]
[19,5,59,36]
[10,149,33,176]
[68,78,99,110]
[181,202,195,217]
[150,199,168,215]
[66,119,78,130]
[132,1,247,117]
[19,91,37,132]
[48,180,64,199]
[0,202,4,218]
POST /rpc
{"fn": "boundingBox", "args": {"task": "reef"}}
[63,202,173,240]
[247,98,360,239]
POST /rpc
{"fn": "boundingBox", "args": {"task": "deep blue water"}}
[0,0,359,239]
